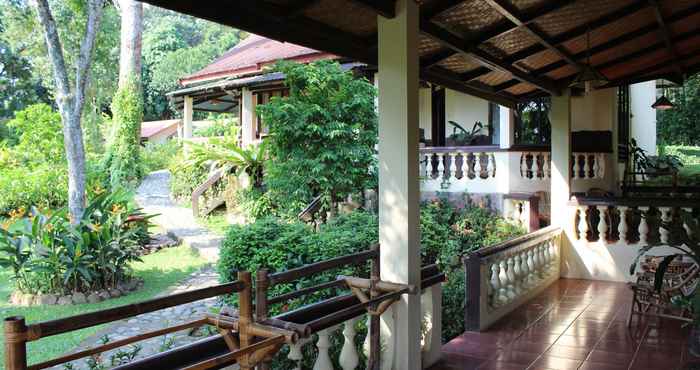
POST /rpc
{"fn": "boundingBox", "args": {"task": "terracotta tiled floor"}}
[429,278,699,370]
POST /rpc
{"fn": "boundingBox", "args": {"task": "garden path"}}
[53,170,230,369]
[135,169,223,261]
[56,267,225,369]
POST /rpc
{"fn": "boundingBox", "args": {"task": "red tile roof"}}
[141,119,180,139]
[180,34,336,85]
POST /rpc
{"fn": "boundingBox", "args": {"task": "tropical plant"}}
[629,139,683,179]
[447,121,483,146]
[187,136,267,188]
[0,190,154,294]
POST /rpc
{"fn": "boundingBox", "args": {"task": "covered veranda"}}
[6,1,700,369]
[139,0,700,368]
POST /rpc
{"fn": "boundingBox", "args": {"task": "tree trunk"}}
[117,0,143,86]
[33,0,104,223]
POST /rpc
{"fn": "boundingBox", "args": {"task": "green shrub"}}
[0,189,154,295]
[219,201,524,343]
[0,165,68,216]
[168,152,211,203]
[194,115,238,137]
[1,103,63,168]
[258,61,378,218]
[141,140,181,174]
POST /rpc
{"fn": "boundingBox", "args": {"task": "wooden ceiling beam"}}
[483,0,583,69]
[422,67,517,107]
[285,0,322,18]
[346,0,396,18]
[494,5,700,91]
[461,67,492,81]
[420,49,456,69]
[422,0,466,20]
[600,49,700,88]
[648,0,684,77]
[419,19,560,95]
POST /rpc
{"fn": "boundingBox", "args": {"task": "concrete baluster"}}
[288,340,305,370]
[519,249,530,289]
[578,206,589,241]
[572,154,578,179]
[340,318,359,370]
[449,152,458,181]
[526,249,536,286]
[490,262,502,307]
[597,205,608,244]
[638,206,650,245]
[617,206,629,244]
[682,207,695,240]
[512,254,522,295]
[313,328,334,370]
[498,259,510,304]
[659,207,672,245]
[436,153,445,179]
[597,153,605,178]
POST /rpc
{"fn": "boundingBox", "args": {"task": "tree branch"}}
[33,0,72,107]
[74,0,105,117]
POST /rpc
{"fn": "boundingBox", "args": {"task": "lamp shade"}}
[651,95,674,110]
[569,64,608,93]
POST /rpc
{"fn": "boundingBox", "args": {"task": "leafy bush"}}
[257,61,378,218]
[219,200,524,343]
[168,151,211,203]
[140,140,181,174]
[658,74,700,146]
[194,115,238,137]
[1,103,63,168]
[0,165,68,216]
[0,190,154,295]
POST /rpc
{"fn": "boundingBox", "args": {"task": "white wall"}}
[630,80,657,155]
[445,89,489,138]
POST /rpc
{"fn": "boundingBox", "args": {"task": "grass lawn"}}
[197,209,230,235]
[0,245,208,366]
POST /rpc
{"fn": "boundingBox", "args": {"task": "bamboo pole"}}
[4,316,27,370]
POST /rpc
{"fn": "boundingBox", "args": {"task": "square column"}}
[549,90,571,224]
[377,0,422,369]
[183,95,193,139]
[499,106,514,149]
[241,87,255,146]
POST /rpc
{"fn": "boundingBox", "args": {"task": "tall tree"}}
[33,0,104,222]
[103,0,143,186]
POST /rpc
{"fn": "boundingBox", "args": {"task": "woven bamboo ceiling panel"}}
[141,0,700,105]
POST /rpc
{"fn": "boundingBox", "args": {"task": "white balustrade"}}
[567,152,607,180]
[448,153,458,182]
[294,283,442,369]
[420,148,501,192]
[572,203,698,247]
[477,227,562,329]
[436,153,445,179]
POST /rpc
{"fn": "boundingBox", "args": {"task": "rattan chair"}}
[628,255,699,326]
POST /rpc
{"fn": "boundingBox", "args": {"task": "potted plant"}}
[630,209,700,356]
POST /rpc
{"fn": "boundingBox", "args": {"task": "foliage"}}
[630,209,700,324]
[1,103,63,167]
[514,97,551,145]
[140,140,181,174]
[0,39,50,119]
[658,74,700,146]
[141,8,244,119]
[187,136,266,188]
[0,245,207,365]
[0,165,68,216]
[0,190,154,294]
[628,139,683,180]
[228,187,276,222]
[219,200,524,343]
[447,121,484,146]
[102,76,144,188]
[194,116,238,137]
[257,61,378,218]
[168,152,211,202]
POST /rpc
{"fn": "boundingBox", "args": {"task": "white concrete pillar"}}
[377,0,422,369]
[630,81,657,155]
[241,87,255,146]
[550,90,572,225]
[499,106,513,149]
[183,95,193,139]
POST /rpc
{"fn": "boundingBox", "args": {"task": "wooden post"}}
[256,269,272,370]
[4,316,28,370]
[464,254,482,331]
[238,271,253,370]
[369,245,381,370]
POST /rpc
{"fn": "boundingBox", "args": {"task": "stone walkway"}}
[135,169,223,261]
[57,170,228,369]
[57,268,224,369]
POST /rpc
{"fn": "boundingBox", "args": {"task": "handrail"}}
[420,145,504,153]
[467,225,560,260]
[191,167,227,216]
[25,281,245,340]
[569,195,700,208]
